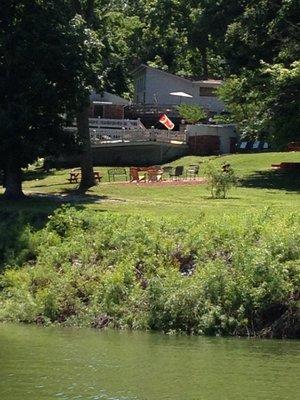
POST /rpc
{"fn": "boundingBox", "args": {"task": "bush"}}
[0,207,299,337]
[176,104,207,124]
[203,161,238,198]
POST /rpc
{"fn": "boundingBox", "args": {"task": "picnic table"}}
[68,169,102,183]
[271,162,300,171]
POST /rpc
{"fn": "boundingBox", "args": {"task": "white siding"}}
[133,66,225,112]
[145,68,196,105]
[134,70,146,103]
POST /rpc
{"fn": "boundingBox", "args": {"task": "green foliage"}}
[0,207,299,338]
[203,162,238,198]
[224,0,299,72]
[218,62,300,145]
[261,61,300,146]
[176,104,207,124]
[0,1,103,196]
[0,212,40,271]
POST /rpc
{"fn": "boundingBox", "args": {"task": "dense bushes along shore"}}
[0,206,299,338]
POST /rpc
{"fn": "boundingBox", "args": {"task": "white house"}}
[131,64,225,113]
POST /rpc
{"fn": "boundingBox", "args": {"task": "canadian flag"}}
[159,114,174,130]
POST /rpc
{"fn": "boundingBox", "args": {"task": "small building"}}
[89,91,129,119]
[131,64,224,113]
[186,124,239,155]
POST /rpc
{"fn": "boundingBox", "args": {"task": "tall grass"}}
[0,206,299,338]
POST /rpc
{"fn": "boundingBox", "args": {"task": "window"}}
[199,87,216,97]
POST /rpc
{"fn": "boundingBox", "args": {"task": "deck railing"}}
[90,128,150,144]
[89,128,186,145]
[150,129,186,143]
[66,120,186,145]
[88,118,146,130]
[125,104,180,116]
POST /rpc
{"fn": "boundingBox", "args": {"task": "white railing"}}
[88,118,146,130]
[65,126,186,145]
[90,128,150,144]
[151,129,186,143]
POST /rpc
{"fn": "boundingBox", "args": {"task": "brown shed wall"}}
[188,135,220,156]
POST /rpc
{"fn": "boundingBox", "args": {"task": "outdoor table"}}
[68,170,102,183]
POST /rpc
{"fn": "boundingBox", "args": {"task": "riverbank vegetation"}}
[1,152,299,338]
[0,206,299,338]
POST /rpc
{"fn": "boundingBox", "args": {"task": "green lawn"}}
[0,152,299,219]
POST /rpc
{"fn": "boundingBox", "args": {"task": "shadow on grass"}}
[28,188,110,204]
[241,169,300,193]
[29,182,68,189]
[22,167,57,182]
[200,196,242,200]
[0,190,109,271]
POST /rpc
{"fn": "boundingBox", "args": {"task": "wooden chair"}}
[129,167,146,183]
[147,167,163,182]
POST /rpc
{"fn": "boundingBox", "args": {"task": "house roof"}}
[131,64,194,84]
[131,64,223,86]
[193,79,223,88]
[90,91,129,105]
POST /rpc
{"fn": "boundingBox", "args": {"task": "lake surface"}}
[0,324,299,400]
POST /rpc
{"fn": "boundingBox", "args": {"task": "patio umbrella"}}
[170,91,193,104]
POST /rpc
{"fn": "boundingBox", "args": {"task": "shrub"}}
[0,207,299,337]
[176,104,207,124]
[203,161,238,198]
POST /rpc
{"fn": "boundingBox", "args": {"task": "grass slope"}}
[1,152,299,219]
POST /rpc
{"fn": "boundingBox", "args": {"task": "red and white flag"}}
[159,114,174,130]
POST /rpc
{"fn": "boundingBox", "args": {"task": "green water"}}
[0,324,299,400]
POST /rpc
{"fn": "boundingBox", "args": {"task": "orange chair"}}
[147,168,163,182]
[130,167,146,183]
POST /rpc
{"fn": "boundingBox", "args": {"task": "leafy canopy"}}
[0,0,102,170]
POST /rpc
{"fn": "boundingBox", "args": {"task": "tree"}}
[218,62,300,145]
[0,1,101,198]
[176,104,207,124]
[217,0,300,145]
[71,0,103,192]
[224,0,300,73]
[217,73,267,138]
[203,161,238,199]
[259,61,300,146]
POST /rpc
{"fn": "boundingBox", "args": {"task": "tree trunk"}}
[201,47,209,79]
[3,162,25,200]
[72,0,96,194]
[77,106,95,192]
